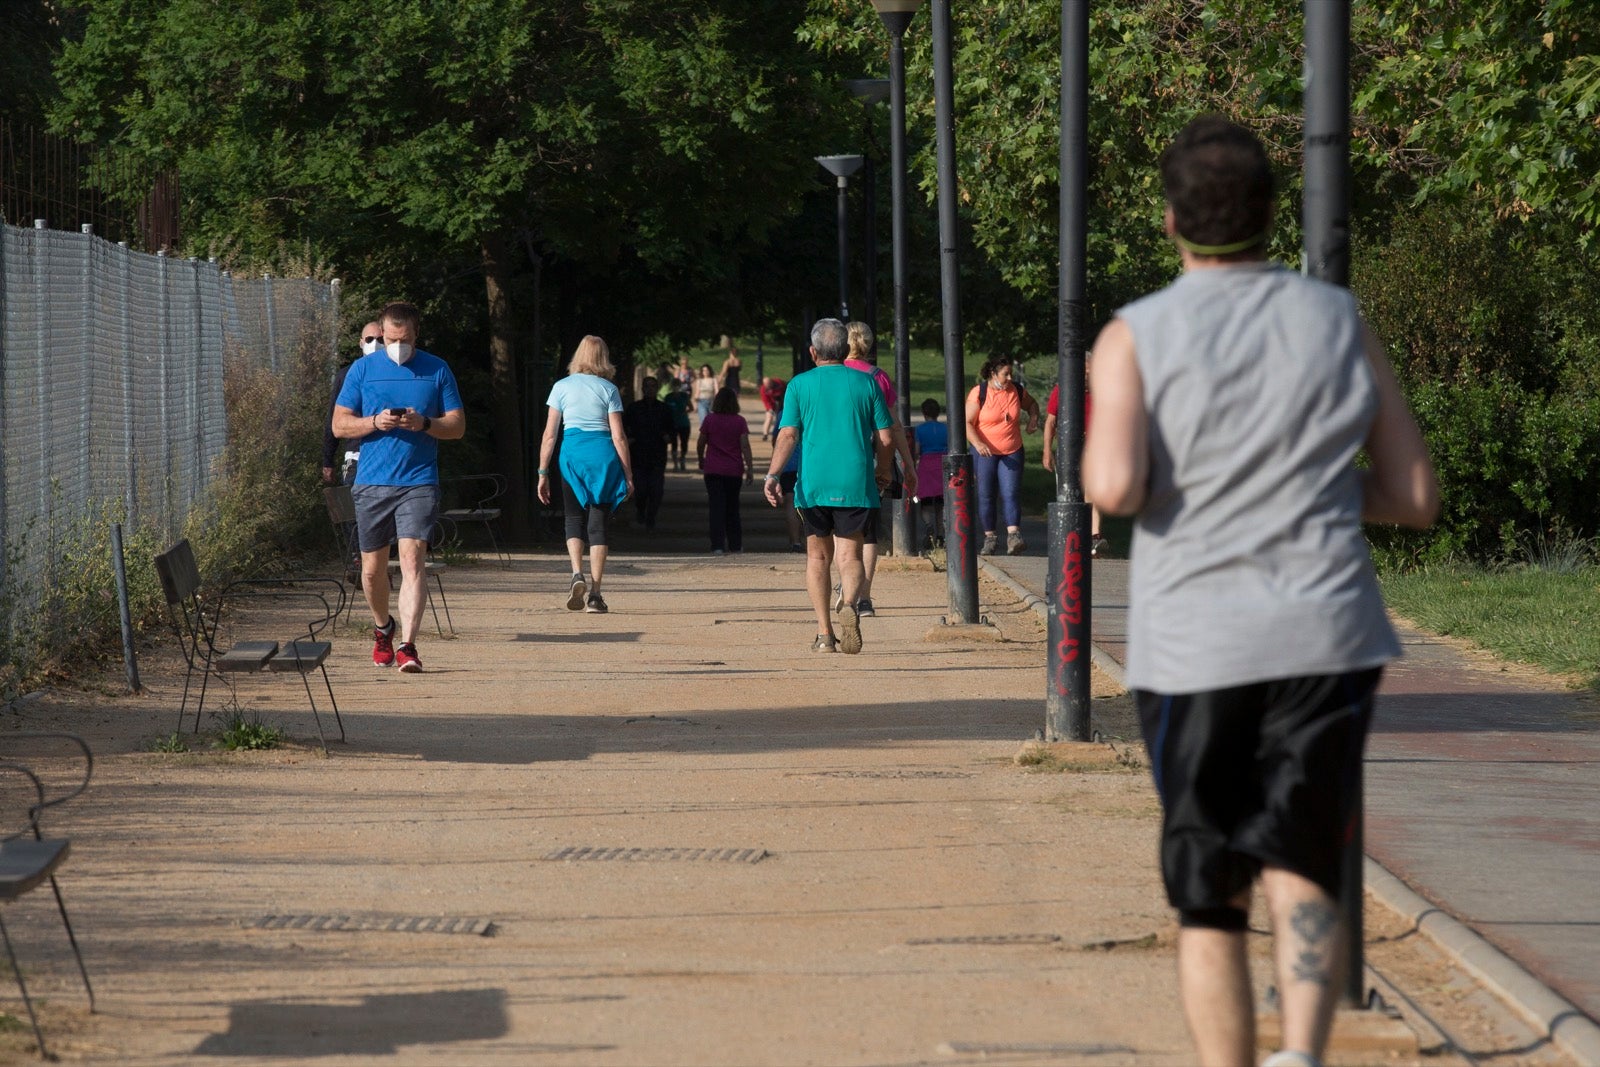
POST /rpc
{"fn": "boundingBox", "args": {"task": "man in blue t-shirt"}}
[762,318,896,655]
[331,301,465,674]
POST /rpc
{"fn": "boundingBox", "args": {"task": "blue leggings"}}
[974,449,1023,532]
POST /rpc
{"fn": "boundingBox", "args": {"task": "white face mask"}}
[360,339,381,356]
[385,341,414,365]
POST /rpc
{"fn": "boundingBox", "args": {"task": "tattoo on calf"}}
[1289,901,1338,986]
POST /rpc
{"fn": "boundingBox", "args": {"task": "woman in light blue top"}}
[537,336,634,613]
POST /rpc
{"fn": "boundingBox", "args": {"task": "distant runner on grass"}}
[1083,115,1439,1067]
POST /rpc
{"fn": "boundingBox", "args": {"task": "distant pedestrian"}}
[1042,379,1105,556]
[692,364,718,424]
[537,336,634,615]
[763,318,896,654]
[912,397,948,546]
[661,377,691,471]
[840,321,915,616]
[1083,115,1438,1067]
[696,387,753,554]
[330,301,465,674]
[719,343,743,395]
[965,355,1040,555]
[758,375,787,442]
[323,318,382,486]
[624,375,673,532]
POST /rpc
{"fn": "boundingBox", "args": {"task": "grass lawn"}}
[1379,565,1600,690]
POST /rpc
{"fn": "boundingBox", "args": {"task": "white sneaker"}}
[1262,1052,1322,1067]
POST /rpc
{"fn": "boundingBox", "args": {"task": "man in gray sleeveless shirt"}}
[1084,116,1438,1067]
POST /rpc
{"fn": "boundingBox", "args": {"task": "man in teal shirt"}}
[763,318,902,655]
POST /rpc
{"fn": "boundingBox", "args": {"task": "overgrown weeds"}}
[216,715,284,751]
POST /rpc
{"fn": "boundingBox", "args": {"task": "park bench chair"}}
[322,485,454,637]
[153,539,346,754]
[440,473,509,566]
[0,733,95,1060]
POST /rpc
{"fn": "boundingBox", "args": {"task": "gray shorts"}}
[351,483,439,552]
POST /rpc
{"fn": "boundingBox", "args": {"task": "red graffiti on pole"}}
[1055,530,1085,684]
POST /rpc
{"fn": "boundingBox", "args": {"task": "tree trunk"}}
[482,231,531,537]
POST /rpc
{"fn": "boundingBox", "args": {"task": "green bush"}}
[1356,206,1600,562]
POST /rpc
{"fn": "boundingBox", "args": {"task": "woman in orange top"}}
[965,355,1041,555]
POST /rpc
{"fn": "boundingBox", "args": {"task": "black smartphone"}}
[386,407,405,417]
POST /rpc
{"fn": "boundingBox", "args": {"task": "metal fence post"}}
[33,221,52,570]
[0,226,9,608]
[157,249,172,532]
[118,242,136,526]
[81,225,95,520]
[263,272,277,373]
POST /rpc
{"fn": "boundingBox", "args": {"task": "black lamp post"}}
[815,154,865,319]
[871,0,926,559]
[1304,0,1364,1011]
[1046,0,1092,742]
[929,0,979,624]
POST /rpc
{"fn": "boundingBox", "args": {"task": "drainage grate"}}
[805,769,974,780]
[907,933,1061,946]
[542,846,768,864]
[246,914,495,936]
[939,1042,1134,1057]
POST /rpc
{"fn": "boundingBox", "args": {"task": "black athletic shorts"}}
[1135,667,1381,910]
[861,505,879,545]
[798,506,873,539]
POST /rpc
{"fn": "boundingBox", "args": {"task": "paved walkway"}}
[983,513,1600,1064]
[1,400,1591,1064]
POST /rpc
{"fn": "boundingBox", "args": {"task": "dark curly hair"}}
[1159,115,1273,253]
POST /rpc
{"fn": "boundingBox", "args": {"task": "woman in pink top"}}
[696,387,754,554]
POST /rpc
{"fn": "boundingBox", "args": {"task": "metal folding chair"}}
[1,734,96,1060]
[153,539,346,753]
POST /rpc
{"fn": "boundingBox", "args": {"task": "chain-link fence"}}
[0,219,337,650]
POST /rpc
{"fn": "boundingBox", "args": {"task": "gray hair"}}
[810,318,848,363]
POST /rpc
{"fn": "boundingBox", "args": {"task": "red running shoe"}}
[372,620,396,667]
[395,642,422,673]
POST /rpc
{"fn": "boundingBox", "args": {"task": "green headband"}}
[1173,231,1268,256]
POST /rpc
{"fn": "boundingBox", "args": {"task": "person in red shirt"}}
[1043,379,1106,556]
[758,376,786,443]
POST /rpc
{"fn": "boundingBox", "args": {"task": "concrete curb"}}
[977,558,1127,689]
[1365,859,1600,1067]
[981,557,1600,1066]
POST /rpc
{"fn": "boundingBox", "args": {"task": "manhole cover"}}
[907,933,1061,946]
[246,914,494,936]
[542,846,768,864]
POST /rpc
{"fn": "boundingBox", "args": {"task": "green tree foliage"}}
[803,0,1600,559]
[52,0,853,530]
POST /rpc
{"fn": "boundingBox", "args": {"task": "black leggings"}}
[561,477,609,547]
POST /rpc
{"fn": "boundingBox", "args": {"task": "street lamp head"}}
[816,154,865,182]
[871,0,924,35]
[846,78,890,106]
